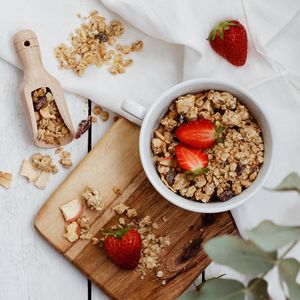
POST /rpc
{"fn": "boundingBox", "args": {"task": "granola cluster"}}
[54,10,143,76]
[152,90,264,203]
[33,87,69,145]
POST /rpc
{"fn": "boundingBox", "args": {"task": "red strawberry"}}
[104,228,142,270]
[208,20,248,66]
[175,119,224,149]
[175,144,208,175]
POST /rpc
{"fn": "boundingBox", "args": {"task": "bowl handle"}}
[121,100,147,125]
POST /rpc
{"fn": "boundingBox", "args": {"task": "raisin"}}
[166,169,176,185]
[177,113,186,126]
[94,32,108,43]
[33,96,47,111]
[75,116,92,139]
[236,163,244,176]
[219,188,234,202]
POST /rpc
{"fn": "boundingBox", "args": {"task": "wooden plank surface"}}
[34,118,238,300]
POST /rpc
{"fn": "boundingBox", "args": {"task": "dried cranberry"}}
[94,32,108,43]
[219,189,234,202]
[75,116,92,139]
[33,96,47,111]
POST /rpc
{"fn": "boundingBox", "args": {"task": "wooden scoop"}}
[13,30,75,148]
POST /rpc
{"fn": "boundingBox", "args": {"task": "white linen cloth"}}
[1,0,300,298]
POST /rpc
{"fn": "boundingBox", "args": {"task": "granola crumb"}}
[91,115,97,123]
[31,153,58,174]
[58,151,73,169]
[92,237,100,245]
[0,171,13,189]
[162,216,168,222]
[113,187,123,197]
[78,216,92,240]
[162,280,166,285]
[54,11,143,76]
[92,105,103,115]
[126,208,137,218]
[156,271,163,278]
[119,217,125,225]
[152,223,159,229]
[82,186,102,210]
[113,203,129,214]
[100,111,110,121]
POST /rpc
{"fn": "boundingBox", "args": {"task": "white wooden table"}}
[0,58,237,300]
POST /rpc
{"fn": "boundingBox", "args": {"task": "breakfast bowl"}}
[123,78,274,213]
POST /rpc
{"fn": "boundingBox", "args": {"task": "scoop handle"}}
[13,30,43,70]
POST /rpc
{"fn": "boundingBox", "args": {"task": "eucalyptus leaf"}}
[278,258,300,300]
[247,278,269,300]
[204,236,277,276]
[272,172,300,193]
[247,221,300,252]
[178,278,245,300]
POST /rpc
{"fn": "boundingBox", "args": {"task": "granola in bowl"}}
[151,90,264,203]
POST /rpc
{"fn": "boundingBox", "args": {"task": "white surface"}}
[1,0,300,298]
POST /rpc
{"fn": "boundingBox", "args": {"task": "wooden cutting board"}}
[35,118,238,300]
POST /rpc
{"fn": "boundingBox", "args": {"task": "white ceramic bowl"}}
[126,79,274,213]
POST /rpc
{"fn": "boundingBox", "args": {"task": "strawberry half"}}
[175,119,224,149]
[104,228,142,270]
[208,20,248,66]
[175,144,208,175]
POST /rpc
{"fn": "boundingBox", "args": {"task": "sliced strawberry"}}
[175,144,208,175]
[175,119,223,149]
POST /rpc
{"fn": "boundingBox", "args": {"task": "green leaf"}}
[204,236,277,276]
[272,172,300,193]
[278,258,300,300]
[247,278,269,300]
[178,278,245,300]
[247,221,300,252]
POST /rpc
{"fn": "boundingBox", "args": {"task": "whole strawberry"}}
[104,227,142,270]
[208,20,248,66]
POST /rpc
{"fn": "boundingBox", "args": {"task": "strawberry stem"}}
[103,227,129,239]
[208,20,238,41]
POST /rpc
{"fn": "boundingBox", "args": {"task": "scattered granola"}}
[0,171,13,189]
[82,186,102,210]
[152,90,264,203]
[31,153,59,174]
[126,208,137,218]
[32,87,69,145]
[78,216,92,240]
[63,221,80,243]
[92,237,100,245]
[54,10,143,76]
[58,151,73,169]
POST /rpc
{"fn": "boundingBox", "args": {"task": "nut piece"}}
[78,216,92,240]
[34,172,51,190]
[126,208,137,218]
[63,221,80,243]
[0,171,13,189]
[82,186,102,210]
[113,203,129,214]
[20,159,41,182]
